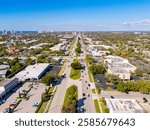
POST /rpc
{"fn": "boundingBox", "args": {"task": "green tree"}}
[41,75,55,86]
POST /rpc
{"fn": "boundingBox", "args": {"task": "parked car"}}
[87,94,90,97]
[82,93,86,96]
[83,97,86,100]
[88,84,91,86]
[110,96,114,99]
[2,108,10,113]
[143,97,148,103]
[9,104,15,109]
[12,99,18,105]
[33,102,39,107]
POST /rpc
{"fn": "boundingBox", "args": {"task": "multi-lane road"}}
[48,34,96,113]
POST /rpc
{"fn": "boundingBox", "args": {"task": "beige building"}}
[105,55,136,80]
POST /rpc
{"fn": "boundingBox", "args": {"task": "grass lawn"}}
[86,58,94,83]
[99,98,109,113]
[88,70,94,82]
[94,99,100,113]
[70,67,81,80]
[38,101,48,113]
[63,85,78,106]
[58,65,65,76]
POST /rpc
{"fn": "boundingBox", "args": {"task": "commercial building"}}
[15,63,51,81]
[87,45,110,57]
[50,41,69,51]
[106,98,145,113]
[105,55,136,80]
[0,65,10,78]
[0,78,19,98]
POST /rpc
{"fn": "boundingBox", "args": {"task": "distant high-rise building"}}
[0,31,3,35]
[3,30,6,35]
[12,30,15,34]
[6,31,11,35]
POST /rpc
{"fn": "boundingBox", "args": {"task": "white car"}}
[12,99,18,105]
[33,102,39,107]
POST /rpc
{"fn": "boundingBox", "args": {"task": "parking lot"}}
[14,83,47,113]
[0,82,31,112]
[0,82,47,113]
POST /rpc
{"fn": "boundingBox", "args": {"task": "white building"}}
[106,98,145,113]
[50,41,69,51]
[0,78,19,99]
[0,65,10,78]
[29,43,49,49]
[87,45,110,57]
[105,55,136,80]
[15,63,50,81]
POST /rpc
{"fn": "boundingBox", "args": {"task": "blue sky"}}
[0,0,150,31]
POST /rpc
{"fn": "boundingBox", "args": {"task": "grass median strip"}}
[70,67,81,80]
[99,98,109,113]
[94,99,100,113]
[62,85,78,113]
[69,59,81,80]
[36,87,56,113]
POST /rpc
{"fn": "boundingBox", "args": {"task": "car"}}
[22,90,27,94]
[12,99,18,105]
[88,84,91,86]
[79,79,82,81]
[82,93,86,96]
[110,96,114,99]
[61,75,66,78]
[86,87,88,89]
[143,97,148,103]
[87,94,90,97]
[85,81,87,83]
[9,104,15,109]
[33,102,39,107]
[2,108,10,113]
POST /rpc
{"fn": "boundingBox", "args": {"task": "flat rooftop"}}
[0,65,10,70]
[110,67,129,73]
[0,78,18,87]
[15,63,50,80]
[106,98,145,113]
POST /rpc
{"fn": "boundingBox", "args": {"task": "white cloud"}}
[123,19,150,26]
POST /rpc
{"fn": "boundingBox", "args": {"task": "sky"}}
[0,0,150,31]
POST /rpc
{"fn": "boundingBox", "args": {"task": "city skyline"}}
[0,0,150,31]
